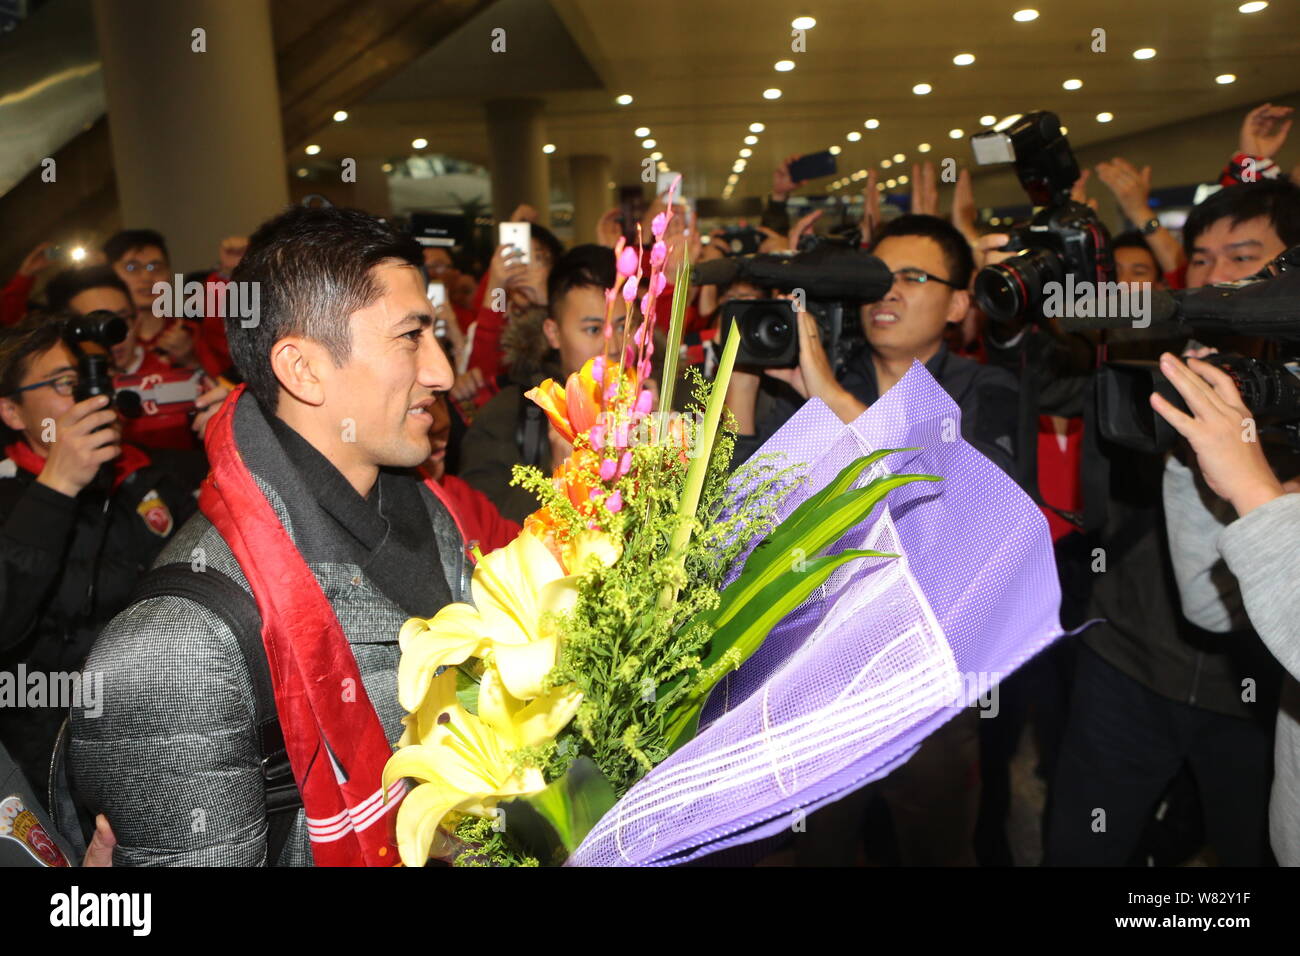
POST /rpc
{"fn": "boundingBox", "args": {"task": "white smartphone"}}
[498,221,532,265]
[426,280,447,308]
[656,171,680,197]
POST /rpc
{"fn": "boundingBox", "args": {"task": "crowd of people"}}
[0,99,1297,867]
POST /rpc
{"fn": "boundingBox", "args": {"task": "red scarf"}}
[200,387,414,866]
[5,439,151,492]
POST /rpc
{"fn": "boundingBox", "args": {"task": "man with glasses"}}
[724,213,1021,866]
[0,318,197,805]
[727,213,1020,479]
[103,230,198,370]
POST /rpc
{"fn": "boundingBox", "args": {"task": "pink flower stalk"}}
[650,271,668,298]
[640,291,655,318]
[618,450,633,477]
[616,245,638,278]
[650,240,667,268]
[638,358,652,381]
[599,457,618,482]
[606,490,623,513]
[634,388,654,415]
[589,423,606,451]
[621,275,638,303]
[651,210,669,239]
[592,355,606,384]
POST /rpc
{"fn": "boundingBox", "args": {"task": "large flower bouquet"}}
[384,186,1063,866]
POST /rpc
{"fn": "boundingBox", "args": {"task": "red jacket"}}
[1,273,35,327]
[436,473,520,555]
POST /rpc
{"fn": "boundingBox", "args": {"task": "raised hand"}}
[1239,103,1294,158]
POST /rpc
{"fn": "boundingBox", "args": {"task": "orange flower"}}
[525,357,638,447]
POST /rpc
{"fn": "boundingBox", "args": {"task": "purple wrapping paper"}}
[568,362,1062,866]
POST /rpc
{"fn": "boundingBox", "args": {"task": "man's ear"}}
[945,289,971,325]
[542,317,561,351]
[0,397,24,433]
[269,336,328,407]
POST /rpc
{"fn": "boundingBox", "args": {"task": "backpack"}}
[55,564,302,865]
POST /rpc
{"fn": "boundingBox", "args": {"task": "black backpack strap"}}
[131,563,301,864]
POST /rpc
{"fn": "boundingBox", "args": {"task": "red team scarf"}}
[5,439,151,492]
[200,387,411,866]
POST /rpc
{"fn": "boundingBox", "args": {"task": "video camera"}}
[62,311,141,419]
[1086,246,1300,452]
[693,242,893,369]
[970,111,1114,326]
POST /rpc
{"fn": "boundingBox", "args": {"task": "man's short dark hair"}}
[547,244,615,314]
[1182,179,1300,255]
[870,214,976,289]
[0,316,66,403]
[102,229,169,266]
[1112,229,1159,265]
[44,266,132,313]
[229,205,423,411]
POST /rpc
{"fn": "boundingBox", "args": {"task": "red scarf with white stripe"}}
[199,387,419,866]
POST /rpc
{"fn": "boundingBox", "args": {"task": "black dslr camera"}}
[970,112,1114,326]
[694,242,894,369]
[62,310,141,419]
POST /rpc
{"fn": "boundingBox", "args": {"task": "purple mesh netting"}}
[568,362,1062,866]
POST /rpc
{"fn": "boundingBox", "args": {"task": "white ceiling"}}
[302,0,1300,200]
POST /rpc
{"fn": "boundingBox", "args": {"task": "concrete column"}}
[484,98,550,225]
[568,154,612,245]
[92,0,289,272]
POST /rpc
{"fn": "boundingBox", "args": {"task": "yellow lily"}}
[384,666,582,867]
[398,530,579,706]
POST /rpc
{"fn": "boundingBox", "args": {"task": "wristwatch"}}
[1140,216,1161,236]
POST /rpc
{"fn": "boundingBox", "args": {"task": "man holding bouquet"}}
[71,206,468,865]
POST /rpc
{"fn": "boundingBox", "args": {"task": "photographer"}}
[1044,180,1300,866]
[0,317,197,803]
[1154,351,1300,865]
[726,214,1020,480]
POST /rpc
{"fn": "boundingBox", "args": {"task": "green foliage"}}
[450,816,540,867]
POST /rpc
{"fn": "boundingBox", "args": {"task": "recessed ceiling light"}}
[296,168,308,178]
[1013,9,1038,21]
[332,110,348,122]
[886,178,897,188]
[912,83,932,95]
[792,16,816,29]
[864,118,880,129]
[881,159,892,169]
[1096,112,1113,123]
[543,143,557,153]
[949,128,964,139]
[847,131,862,141]
[749,122,765,133]
[411,138,428,149]
[657,161,668,171]
[381,162,393,172]
[744,135,759,145]
[953,53,975,66]
[650,151,663,160]
[1238,1,1267,12]
[1060,125,1069,134]
[829,145,842,155]
[728,174,739,183]
[980,114,997,126]
[304,144,321,155]
[1062,78,1083,90]
[615,94,633,105]
[893,152,906,163]
[876,182,886,191]
[918,142,931,153]
[898,174,910,184]
[763,88,782,100]
[739,148,753,157]
[635,126,650,137]
[1133,48,1156,60]
[1216,73,1237,84]
[642,138,656,148]
[775,60,795,72]
[733,161,746,172]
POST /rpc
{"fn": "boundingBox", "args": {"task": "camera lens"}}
[974,248,1064,324]
[740,303,796,361]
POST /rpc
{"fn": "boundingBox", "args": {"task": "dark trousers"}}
[1045,646,1273,866]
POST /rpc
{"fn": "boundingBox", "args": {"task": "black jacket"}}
[734,342,1022,482]
[0,449,199,800]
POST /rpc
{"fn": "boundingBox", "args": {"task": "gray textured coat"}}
[69,396,469,866]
